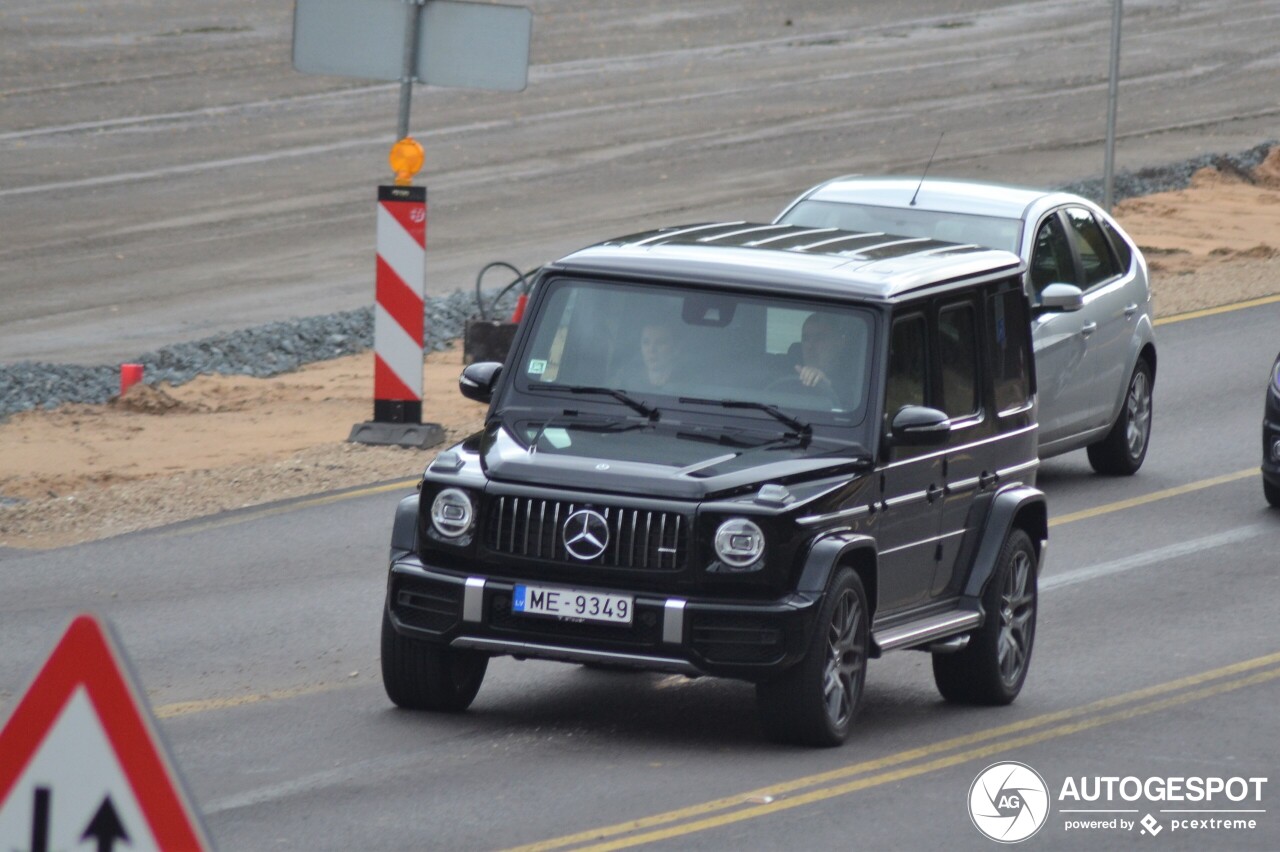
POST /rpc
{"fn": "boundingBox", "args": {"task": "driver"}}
[795,312,846,389]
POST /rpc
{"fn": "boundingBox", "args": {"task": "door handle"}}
[978,471,998,489]
[1124,303,1139,318]
[1081,322,1098,336]
[926,484,944,503]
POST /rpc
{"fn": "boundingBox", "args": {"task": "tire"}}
[1265,476,1280,508]
[933,529,1036,705]
[1088,358,1153,476]
[381,605,488,712]
[756,569,869,747]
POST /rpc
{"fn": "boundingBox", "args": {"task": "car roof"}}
[550,222,1024,302]
[786,176,1088,221]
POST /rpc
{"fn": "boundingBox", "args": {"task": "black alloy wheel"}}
[756,568,869,747]
[933,529,1037,705]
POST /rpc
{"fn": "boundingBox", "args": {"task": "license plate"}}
[512,583,633,625]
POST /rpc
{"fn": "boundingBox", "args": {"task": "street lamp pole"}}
[1103,0,1123,212]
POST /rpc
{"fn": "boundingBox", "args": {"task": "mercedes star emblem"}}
[563,509,610,560]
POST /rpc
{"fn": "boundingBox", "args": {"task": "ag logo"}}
[968,761,1050,843]
[562,509,610,560]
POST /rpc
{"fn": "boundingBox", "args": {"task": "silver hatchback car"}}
[775,177,1156,474]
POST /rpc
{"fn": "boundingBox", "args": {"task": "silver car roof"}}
[783,176,1088,222]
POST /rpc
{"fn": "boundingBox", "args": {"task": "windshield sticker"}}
[543,428,571,448]
[528,359,548,375]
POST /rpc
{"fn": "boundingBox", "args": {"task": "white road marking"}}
[1042,524,1270,592]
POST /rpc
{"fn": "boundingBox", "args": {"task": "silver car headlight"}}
[713,518,765,570]
[430,488,474,538]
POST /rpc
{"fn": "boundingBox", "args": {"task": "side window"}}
[1063,207,1120,289]
[1029,214,1076,297]
[989,286,1033,414]
[937,302,979,419]
[885,314,928,417]
[1100,217,1134,274]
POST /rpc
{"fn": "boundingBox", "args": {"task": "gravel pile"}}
[1057,140,1276,203]
[1,142,1274,420]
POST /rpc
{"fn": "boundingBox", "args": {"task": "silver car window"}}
[1029,214,1076,297]
[1063,207,1121,289]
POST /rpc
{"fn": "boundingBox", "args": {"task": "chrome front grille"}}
[484,496,688,571]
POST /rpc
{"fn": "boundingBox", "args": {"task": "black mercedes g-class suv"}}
[381,222,1048,747]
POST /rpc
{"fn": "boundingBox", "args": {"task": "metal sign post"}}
[397,0,424,141]
[292,0,531,447]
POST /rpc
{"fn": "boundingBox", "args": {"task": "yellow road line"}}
[1049,468,1257,527]
[504,651,1280,852]
[567,667,1280,852]
[153,681,355,719]
[1155,294,1280,326]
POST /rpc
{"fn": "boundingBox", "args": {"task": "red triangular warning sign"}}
[0,614,211,851]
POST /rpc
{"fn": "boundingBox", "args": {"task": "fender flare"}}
[962,484,1047,599]
[390,493,420,561]
[1105,320,1157,422]
[796,531,879,603]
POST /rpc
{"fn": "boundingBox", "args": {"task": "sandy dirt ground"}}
[3,151,1279,551]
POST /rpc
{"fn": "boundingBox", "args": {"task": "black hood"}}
[479,418,871,500]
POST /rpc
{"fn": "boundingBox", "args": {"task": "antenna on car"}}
[909,131,944,207]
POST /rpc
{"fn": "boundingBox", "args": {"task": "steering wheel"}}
[764,372,839,405]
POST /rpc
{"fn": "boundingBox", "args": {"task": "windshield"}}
[516,277,876,427]
[779,200,1022,254]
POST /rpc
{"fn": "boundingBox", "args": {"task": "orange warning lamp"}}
[389,137,424,186]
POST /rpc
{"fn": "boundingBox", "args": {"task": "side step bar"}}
[873,609,981,654]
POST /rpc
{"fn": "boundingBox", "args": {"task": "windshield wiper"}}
[526,409,639,453]
[529,383,659,420]
[678,396,811,437]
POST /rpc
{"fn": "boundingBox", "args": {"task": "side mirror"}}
[890,405,950,446]
[459,362,503,404]
[1038,283,1084,313]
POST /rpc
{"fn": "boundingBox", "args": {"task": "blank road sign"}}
[293,0,532,91]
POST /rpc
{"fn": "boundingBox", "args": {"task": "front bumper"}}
[386,555,821,681]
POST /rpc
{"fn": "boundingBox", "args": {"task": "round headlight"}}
[714,518,765,569]
[430,488,474,538]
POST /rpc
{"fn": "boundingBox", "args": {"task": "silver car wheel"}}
[998,549,1035,687]
[1125,370,1152,460]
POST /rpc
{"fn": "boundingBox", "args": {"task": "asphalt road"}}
[1,301,1278,850]
[2,0,1279,364]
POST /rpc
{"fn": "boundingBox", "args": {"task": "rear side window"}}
[937,302,979,419]
[1100,217,1134,273]
[1064,207,1120,289]
[989,287,1033,414]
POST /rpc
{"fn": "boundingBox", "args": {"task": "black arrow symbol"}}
[30,786,51,852]
[81,796,130,852]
